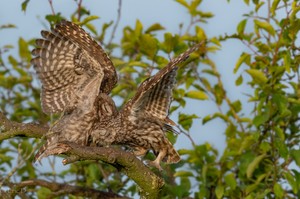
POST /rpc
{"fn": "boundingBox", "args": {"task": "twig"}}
[48,0,56,15]
[108,0,122,46]
[76,0,83,21]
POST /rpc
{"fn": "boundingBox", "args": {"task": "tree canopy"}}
[1,0,300,198]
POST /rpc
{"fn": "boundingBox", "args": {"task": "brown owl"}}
[90,44,201,170]
[32,20,117,162]
[32,20,201,170]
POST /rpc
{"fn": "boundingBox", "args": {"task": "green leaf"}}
[253,113,269,127]
[235,74,243,86]
[215,185,224,199]
[45,13,63,25]
[254,19,276,36]
[85,23,98,35]
[246,69,268,84]
[163,33,179,53]
[135,20,143,36]
[0,24,16,30]
[275,138,288,159]
[291,149,300,167]
[185,90,208,100]
[237,19,247,35]
[195,26,207,40]
[234,52,250,73]
[284,171,298,194]
[178,113,199,131]
[175,0,190,9]
[244,0,249,5]
[99,21,113,41]
[21,0,30,12]
[19,37,31,62]
[139,34,158,58]
[271,0,280,16]
[145,23,165,34]
[274,183,284,198]
[231,100,242,113]
[174,170,194,177]
[246,154,266,178]
[79,15,100,26]
[225,173,237,190]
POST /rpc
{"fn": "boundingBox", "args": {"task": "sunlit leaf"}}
[246,69,268,84]
[284,171,298,194]
[234,52,250,73]
[237,19,247,35]
[235,74,243,86]
[178,113,199,131]
[174,170,194,177]
[246,154,266,178]
[254,19,275,36]
[185,90,208,100]
[271,0,280,16]
[215,185,224,199]
[79,15,99,26]
[291,149,300,167]
[225,173,237,190]
[274,183,284,198]
[175,0,189,9]
[145,23,165,34]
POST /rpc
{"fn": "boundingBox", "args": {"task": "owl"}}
[31,20,117,162]
[32,20,201,170]
[90,44,201,170]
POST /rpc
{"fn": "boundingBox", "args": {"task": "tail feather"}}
[34,135,70,162]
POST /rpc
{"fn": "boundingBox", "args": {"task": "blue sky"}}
[0,0,254,161]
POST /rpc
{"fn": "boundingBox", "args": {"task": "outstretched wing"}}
[123,43,202,125]
[31,20,117,114]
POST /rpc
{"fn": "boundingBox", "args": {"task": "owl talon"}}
[133,147,148,157]
[146,160,162,171]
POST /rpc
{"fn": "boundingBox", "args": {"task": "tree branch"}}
[1,178,128,199]
[63,142,164,199]
[0,112,164,198]
[0,112,47,141]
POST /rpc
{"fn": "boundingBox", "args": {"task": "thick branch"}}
[0,112,47,141]
[63,142,164,199]
[0,112,164,198]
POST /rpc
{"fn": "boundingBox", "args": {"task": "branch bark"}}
[0,112,47,141]
[63,142,164,199]
[0,112,164,198]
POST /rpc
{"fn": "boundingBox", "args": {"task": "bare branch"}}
[76,0,83,21]
[63,142,164,199]
[48,0,56,15]
[108,0,122,45]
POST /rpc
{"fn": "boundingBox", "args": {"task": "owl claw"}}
[146,160,162,171]
[146,148,167,171]
[133,147,148,157]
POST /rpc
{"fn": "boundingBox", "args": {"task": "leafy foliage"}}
[1,0,300,198]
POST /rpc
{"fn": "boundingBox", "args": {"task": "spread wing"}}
[122,43,202,125]
[31,20,117,114]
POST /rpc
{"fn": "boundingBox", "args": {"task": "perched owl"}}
[32,20,201,170]
[31,20,117,162]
